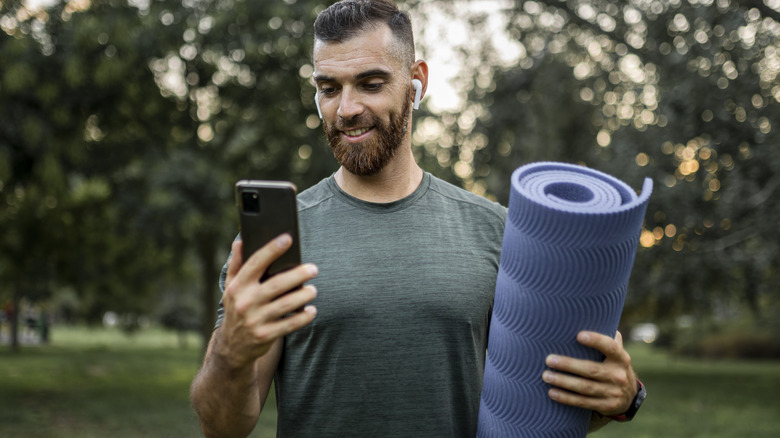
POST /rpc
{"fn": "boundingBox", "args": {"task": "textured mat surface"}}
[477,162,652,437]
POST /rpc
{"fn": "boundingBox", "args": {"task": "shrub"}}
[673,330,780,360]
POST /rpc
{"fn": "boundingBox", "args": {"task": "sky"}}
[412,0,523,111]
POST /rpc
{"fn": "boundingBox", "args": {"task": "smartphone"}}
[235,180,301,282]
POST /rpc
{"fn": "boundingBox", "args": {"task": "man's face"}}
[313,24,412,176]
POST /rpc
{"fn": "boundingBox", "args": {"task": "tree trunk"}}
[197,233,219,358]
[745,265,761,321]
[10,287,21,353]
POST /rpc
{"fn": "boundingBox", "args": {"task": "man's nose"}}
[337,87,365,120]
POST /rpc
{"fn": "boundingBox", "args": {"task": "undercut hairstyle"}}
[314,0,415,67]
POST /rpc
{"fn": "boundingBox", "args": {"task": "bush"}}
[673,330,780,360]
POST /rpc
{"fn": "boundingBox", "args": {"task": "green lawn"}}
[0,326,277,438]
[1,326,779,437]
[592,343,780,438]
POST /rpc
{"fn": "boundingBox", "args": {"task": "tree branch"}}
[748,174,780,208]
[741,0,780,24]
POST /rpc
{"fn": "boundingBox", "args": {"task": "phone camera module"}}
[242,191,260,214]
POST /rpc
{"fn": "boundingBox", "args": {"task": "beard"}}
[323,90,412,177]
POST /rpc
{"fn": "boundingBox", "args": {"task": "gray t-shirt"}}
[219,172,507,437]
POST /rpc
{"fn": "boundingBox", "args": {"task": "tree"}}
[1,0,187,347]
[410,0,780,333]
[136,0,338,347]
[5,0,776,354]
[1,0,338,350]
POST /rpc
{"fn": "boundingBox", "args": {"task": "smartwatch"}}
[608,379,646,422]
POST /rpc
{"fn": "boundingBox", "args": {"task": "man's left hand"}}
[541,330,637,416]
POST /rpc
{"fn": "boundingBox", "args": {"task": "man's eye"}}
[320,87,337,96]
[363,83,383,91]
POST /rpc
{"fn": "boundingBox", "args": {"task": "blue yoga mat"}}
[477,162,652,437]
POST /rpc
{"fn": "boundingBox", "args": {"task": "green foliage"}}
[660,314,780,360]
[2,0,778,353]
[0,0,337,346]
[1,3,181,331]
[411,0,780,341]
[686,330,780,360]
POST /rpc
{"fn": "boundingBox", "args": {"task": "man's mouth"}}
[343,127,372,137]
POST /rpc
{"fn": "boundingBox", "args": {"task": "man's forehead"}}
[313,24,404,74]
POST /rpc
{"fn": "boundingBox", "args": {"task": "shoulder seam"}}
[428,184,507,222]
[298,192,336,213]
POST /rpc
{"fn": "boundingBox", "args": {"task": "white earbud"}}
[315,93,323,119]
[412,79,422,110]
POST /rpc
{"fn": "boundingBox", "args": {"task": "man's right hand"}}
[216,233,319,370]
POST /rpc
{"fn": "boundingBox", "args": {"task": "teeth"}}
[344,128,370,136]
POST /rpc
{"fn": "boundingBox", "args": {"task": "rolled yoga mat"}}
[477,162,652,438]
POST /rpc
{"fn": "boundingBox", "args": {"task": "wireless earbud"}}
[315,93,323,119]
[412,79,422,110]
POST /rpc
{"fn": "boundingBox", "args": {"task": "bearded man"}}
[190,1,641,437]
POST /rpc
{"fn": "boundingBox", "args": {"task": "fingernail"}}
[276,234,292,247]
[542,371,554,383]
[546,355,559,366]
[304,305,317,316]
[580,333,591,342]
[308,285,318,297]
[549,389,560,400]
[306,264,319,276]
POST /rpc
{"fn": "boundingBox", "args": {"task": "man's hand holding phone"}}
[217,234,318,370]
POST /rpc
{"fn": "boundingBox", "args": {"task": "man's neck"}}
[334,149,424,204]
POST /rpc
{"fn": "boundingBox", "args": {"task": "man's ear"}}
[410,59,429,109]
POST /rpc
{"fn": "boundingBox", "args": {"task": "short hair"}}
[314,0,415,66]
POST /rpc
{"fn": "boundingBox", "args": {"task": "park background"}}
[1,0,779,436]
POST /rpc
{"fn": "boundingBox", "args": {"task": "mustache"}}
[335,114,375,130]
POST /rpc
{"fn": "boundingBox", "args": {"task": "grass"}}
[592,343,780,438]
[1,327,779,437]
[0,326,277,438]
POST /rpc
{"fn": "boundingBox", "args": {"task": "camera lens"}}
[242,191,260,214]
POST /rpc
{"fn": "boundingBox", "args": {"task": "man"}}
[190,1,641,437]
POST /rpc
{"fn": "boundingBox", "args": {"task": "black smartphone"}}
[235,180,301,282]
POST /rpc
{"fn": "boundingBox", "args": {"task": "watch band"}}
[608,379,646,422]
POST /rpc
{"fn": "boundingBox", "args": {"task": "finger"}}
[615,330,624,348]
[577,331,622,359]
[233,233,293,287]
[231,262,317,318]
[546,354,609,382]
[225,239,244,285]
[233,266,318,325]
[547,378,633,416]
[546,386,614,413]
[266,285,318,317]
[251,304,318,343]
[262,263,319,301]
[543,369,627,414]
[542,370,610,398]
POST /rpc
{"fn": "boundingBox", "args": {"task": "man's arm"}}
[190,332,282,438]
[190,235,318,438]
[541,331,639,432]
